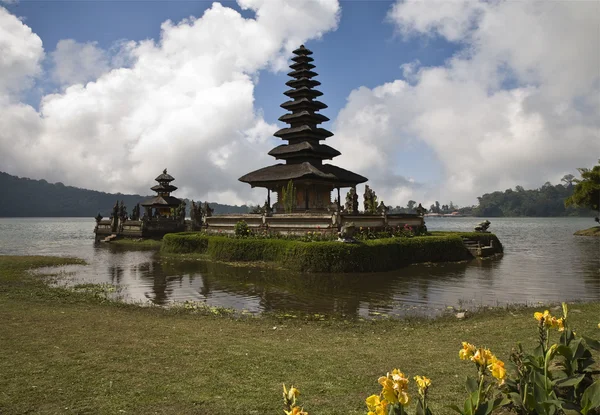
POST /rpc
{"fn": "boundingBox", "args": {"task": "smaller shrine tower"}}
[141,169,181,217]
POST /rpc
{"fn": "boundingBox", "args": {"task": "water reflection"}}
[2,217,599,317]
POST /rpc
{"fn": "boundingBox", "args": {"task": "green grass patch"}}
[574,226,600,236]
[0,255,598,414]
[110,238,163,248]
[161,233,480,272]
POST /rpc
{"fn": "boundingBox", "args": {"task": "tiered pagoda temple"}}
[239,45,367,212]
[141,169,182,217]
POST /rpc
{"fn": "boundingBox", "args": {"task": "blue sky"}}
[1,0,597,206]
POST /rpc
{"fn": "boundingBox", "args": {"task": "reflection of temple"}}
[141,169,181,218]
[239,45,367,212]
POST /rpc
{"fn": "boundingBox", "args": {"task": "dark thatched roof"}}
[238,162,367,187]
[273,125,333,139]
[292,45,312,55]
[151,183,178,193]
[155,169,175,182]
[268,142,340,159]
[141,195,181,207]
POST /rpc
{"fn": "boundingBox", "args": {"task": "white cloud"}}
[332,0,600,207]
[0,7,44,98]
[50,39,111,86]
[0,1,340,204]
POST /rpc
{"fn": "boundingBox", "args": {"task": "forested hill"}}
[0,172,249,217]
[472,182,594,217]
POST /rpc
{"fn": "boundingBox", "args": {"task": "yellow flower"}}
[459,342,477,360]
[598,322,600,328]
[414,375,431,394]
[366,395,381,411]
[472,348,493,367]
[378,370,410,406]
[366,394,388,415]
[487,357,506,381]
[378,376,397,404]
[534,310,554,327]
[553,317,565,331]
[284,406,308,415]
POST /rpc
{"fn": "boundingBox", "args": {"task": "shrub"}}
[161,233,474,272]
[161,232,209,254]
[234,220,252,238]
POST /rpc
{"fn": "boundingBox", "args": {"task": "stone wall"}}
[203,212,424,235]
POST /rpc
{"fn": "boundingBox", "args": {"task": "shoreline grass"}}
[0,255,598,414]
[574,225,600,236]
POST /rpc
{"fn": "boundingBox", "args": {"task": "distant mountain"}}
[0,171,251,217]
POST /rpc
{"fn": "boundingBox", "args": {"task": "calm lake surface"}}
[0,217,598,317]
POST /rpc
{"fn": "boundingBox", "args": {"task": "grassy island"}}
[0,255,598,415]
[160,231,503,272]
[574,226,600,236]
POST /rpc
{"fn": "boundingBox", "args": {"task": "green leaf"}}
[581,379,600,415]
[507,392,523,407]
[465,376,478,393]
[447,404,464,415]
[554,373,585,388]
[582,335,600,351]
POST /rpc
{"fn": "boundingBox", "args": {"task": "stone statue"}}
[190,200,197,223]
[111,201,119,232]
[263,200,272,216]
[363,185,378,214]
[130,203,140,221]
[203,201,214,217]
[345,187,359,214]
[111,201,119,219]
[376,201,389,214]
[415,203,427,216]
[178,201,186,222]
[474,220,491,232]
[119,200,128,221]
[338,222,357,243]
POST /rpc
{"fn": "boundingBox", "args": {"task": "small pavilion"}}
[239,45,367,212]
[141,169,181,217]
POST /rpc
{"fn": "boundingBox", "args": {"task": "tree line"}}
[2,165,597,218]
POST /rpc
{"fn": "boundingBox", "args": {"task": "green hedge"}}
[160,233,479,272]
[161,232,210,254]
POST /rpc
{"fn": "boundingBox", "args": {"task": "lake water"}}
[0,217,598,317]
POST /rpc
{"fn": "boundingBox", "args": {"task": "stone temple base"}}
[95,213,425,241]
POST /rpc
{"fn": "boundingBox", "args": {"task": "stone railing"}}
[203,212,424,235]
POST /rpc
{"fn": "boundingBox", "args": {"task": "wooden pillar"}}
[337,188,341,209]
[267,189,271,207]
[305,187,309,210]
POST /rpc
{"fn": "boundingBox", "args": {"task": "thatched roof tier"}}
[141,195,181,208]
[151,183,178,193]
[283,87,323,99]
[268,142,341,160]
[287,69,318,79]
[239,162,367,188]
[280,98,327,112]
[155,169,175,182]
[278,111,329,124]
[273,125,333,140]
[286,78,320,89]
[290,61,315,71]
[292,45,312,55]
[291,54,313,63]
